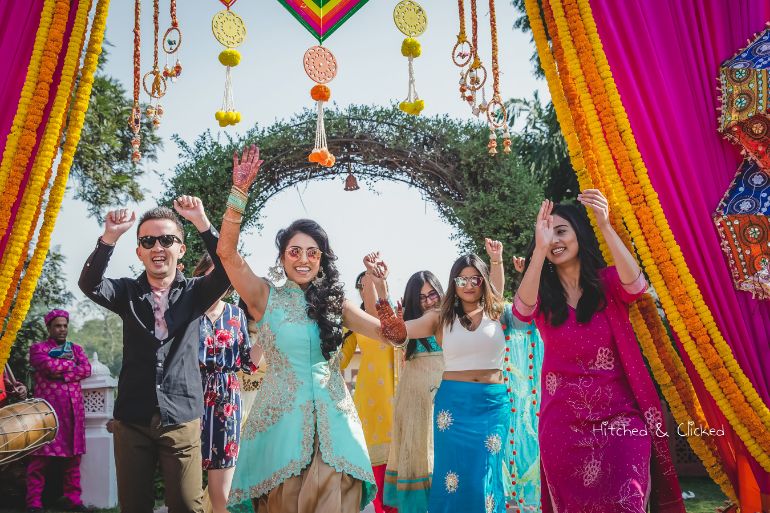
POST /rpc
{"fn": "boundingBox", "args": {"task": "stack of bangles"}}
[224,186,247,224]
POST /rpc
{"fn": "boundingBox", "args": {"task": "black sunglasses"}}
[137,234,183,249]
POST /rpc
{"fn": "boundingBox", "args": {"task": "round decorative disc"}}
[212,10,246,48]
[393,0,427,37]
[303,46,337,84]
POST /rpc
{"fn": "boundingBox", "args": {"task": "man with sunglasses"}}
[78,196,230,513]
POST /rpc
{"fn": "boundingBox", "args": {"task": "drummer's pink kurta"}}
[29,339,91,457]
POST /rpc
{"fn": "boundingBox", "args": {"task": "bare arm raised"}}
[216,145,270,320]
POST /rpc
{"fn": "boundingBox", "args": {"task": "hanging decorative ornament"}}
[212,0,245,127]
[462,0,488,117]
[305,46,337,167]
[344,162,360,191]
[394,0,427,116]
[129,0,142,163]
[162,0,182,82]
[143,0,167,129]
[485,0,510,155]
[452,0,473,68]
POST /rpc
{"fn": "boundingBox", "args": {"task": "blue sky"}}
[51,0,550,316]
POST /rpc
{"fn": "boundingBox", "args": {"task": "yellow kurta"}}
[340,331,396,466]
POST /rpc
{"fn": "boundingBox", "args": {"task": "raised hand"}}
[578,189,610,228]
[512,256,526,273]
[376,299,407,344]
[485,238,503,262]
[363,251,388,280]
[102,209,136,244]
[232,144,264,191]
[173,195,210,231]
[534,200,555,251]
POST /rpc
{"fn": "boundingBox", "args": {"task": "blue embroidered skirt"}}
[428,380,508,513]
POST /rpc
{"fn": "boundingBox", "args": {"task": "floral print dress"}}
[199,302,255,469]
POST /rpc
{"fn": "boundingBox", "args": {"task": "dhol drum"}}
[0,398,58,465]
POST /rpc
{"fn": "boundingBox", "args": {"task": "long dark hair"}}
[439,254,503,330]
[276,219,345,360]
[525,203,606,327]
[402,271,444,359]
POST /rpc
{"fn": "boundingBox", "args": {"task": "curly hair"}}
[276,219,345,360]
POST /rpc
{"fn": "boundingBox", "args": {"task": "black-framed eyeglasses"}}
[419,290,440,303]
[138,234,183,249]
[454,275,483,288]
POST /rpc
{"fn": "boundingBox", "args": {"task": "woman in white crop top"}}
[371,241,544,513]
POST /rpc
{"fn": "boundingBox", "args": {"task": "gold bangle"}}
[491,260,502,265]
[222,214,242,224]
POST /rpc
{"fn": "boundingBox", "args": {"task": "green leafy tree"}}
[70,302,123,377]
[158,105,545,295]
[69,49,163,221]
[506,92,576,203]
[7,248,75,386]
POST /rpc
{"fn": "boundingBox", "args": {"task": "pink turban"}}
[44,309,69,326]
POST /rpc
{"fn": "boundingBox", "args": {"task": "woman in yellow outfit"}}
[341,269,397,513]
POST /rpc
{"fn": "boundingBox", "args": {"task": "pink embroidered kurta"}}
[29,340,91,457]
[514,267,684,513]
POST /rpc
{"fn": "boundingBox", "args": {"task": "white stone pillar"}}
[79,352,117,509]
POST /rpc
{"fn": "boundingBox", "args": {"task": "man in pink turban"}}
[26,309,91,512]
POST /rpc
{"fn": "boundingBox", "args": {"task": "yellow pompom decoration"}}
[398,100,425,116]
[214,110,241,127]
[401,37,422,58]
[218,49,241,67]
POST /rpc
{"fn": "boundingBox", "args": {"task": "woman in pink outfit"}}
[27,309,91,512]
[512,191,684,513]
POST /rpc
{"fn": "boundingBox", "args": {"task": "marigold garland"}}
[553,0,770,467]
[556,0,770,469]
[0,0,93,323]
[539,1,729,490]
[0,0,57,194]
[572,0,770,440]
[525,0,738,497]
[0,0,111,370]
[0,0,70,243]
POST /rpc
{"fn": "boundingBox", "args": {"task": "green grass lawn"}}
[680,476,730,513]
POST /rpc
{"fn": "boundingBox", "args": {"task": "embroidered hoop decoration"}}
[394,0,427,37]
[303,46,338,84]
[212,3,245,127]
[305,46,337,168]
[212,9,246,48]
[395,0,427,116]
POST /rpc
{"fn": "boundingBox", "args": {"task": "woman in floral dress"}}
[193,254,257,513]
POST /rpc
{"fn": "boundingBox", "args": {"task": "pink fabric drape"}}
[0,0,80,258]
[590,0,770,502]
[0,0,45,156]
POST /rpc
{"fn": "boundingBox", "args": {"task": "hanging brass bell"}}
[344,173,360,191]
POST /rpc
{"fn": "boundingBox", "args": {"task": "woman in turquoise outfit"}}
[216,146,403,513]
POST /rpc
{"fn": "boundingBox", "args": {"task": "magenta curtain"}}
[590,0,770,500]
[0,0,45,153]
[0,0,81,259]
